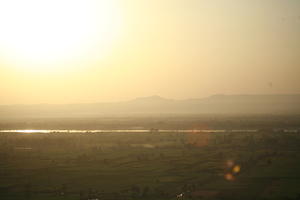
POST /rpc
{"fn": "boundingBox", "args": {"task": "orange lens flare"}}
[233,165,241,174]
[225,173,234,181]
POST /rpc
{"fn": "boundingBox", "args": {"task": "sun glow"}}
[0,0,122,70]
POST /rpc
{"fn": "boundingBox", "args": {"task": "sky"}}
[0,0,299,104]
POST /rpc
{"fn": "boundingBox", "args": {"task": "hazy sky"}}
[0,0,299,104]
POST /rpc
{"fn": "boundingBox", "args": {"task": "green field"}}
[0,120,300,200]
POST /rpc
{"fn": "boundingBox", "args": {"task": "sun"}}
[0,0,122,70]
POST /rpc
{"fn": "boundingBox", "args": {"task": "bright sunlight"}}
[0,0,122,70]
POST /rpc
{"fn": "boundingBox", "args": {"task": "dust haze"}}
[0,1,300,200]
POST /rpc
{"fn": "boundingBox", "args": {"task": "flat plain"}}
[0,115,300,200]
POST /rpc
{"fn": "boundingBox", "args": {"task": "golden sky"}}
[0,0,300,104]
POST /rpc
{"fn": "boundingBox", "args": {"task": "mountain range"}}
[0,94,300,118]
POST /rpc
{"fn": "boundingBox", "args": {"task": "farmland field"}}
[0,115,300,200]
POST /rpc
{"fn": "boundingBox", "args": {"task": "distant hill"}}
[0,94,300,118]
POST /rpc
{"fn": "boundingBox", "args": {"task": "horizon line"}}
[0,93,300,106]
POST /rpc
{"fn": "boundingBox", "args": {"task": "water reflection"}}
[0,129,259,134]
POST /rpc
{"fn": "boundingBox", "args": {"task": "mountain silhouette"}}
[0,94,299,118]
